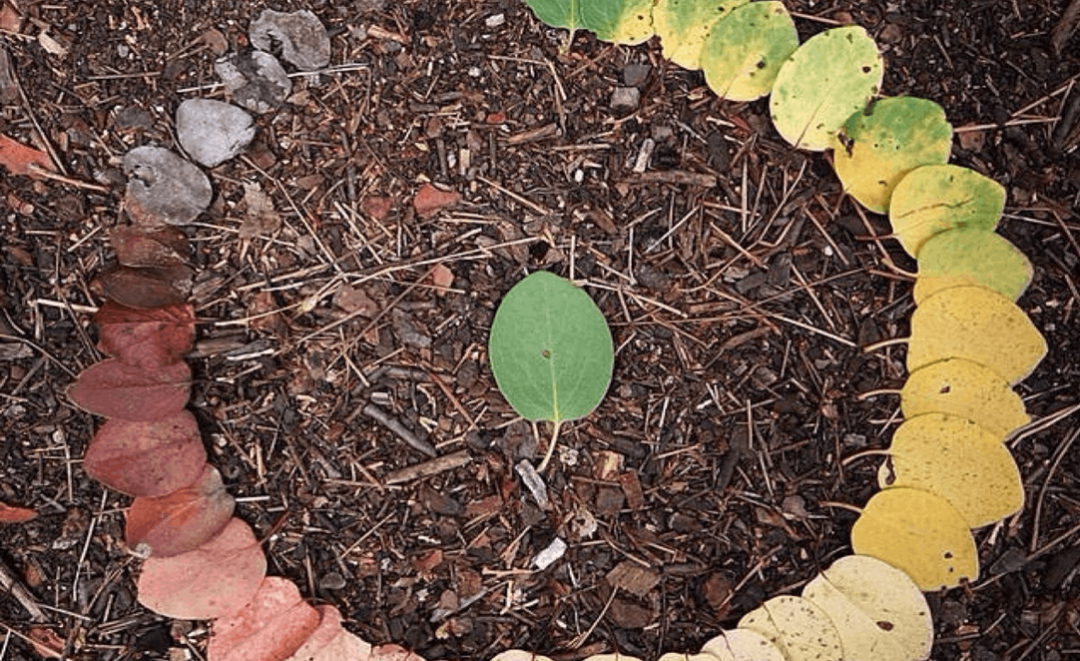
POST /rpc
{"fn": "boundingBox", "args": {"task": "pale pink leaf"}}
[208,576,320,661]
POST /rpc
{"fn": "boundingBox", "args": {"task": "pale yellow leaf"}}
[901,358,1029,438]
[737,595,843,661]
[701,629,786,661]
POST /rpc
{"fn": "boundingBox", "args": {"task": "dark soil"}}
[2,1,1080,660]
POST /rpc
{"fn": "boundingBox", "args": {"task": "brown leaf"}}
[68,359,190,421]
[413,183,461,219]
[126,464,235,557]
[239,182,282,240]
[333,284,378,316]
[95,300,195,368]
[0,501,37,523]
[0,133,54,177]
[209,577,321,661]
[361,196,393,221]
[26,626,63,659]
[98,265,193,309]
[85,411,206,497]
[137,517,267,620]
[109,225,189,268]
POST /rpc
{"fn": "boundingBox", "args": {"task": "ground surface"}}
[2,1,1080,660]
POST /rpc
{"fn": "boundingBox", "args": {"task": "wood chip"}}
[606,561,660,597]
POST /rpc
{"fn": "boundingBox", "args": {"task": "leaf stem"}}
[537,420,562,473]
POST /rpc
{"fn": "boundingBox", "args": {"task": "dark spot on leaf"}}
[944,551,953,559]
[863,65,872,73]
[756,60,766,69]
[877,621,895,631]
[542,350,551,359]
[939,385,951,394]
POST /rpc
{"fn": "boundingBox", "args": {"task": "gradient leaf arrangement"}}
[37,2,1047,661]
[506,0,1050,659]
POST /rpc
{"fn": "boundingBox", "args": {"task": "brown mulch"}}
[2,1,1080,660]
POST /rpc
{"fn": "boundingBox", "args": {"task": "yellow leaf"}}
[879,413,1024,528]
[907,285,1047,385]
[491,652,554,661]
[901,358,1029,438]
[581,0,656,45]
[851,488,979,590]
[737,595,843,661]
[801,555,933,661]
[654,0,749,70]
[701,629,786,661]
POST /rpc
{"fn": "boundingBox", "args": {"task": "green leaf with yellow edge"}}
[488,271,614,424]
[737,595,843,661]
[801,555,933,661]
[700,2,798,102]
[913,228,1032,304]
[654,0,748,70]
[879,412,1024,528]
[889,164,1006,258]
[901,358,1029,438]
[701,629,786,661]
[851,487,979,590]
[580,0,655,44]
[523,0,583,36]
[833,97,952,213]
[769,25,883,151]
[907,285,1047,385]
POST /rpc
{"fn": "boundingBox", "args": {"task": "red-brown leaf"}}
[109,225,190,268]
[412,184,460,219]
[0,133,54,176]
[137,517,267,620]
[126,464,234,557]
[283,605,372,661]
[361,196,393,221]
[85,411,205,497]
[209,577,321,661]
[26,626,64,658]
[97,265,193,310]
[0,501,37,523]
[95,301,195,368]
[68,359,190,421]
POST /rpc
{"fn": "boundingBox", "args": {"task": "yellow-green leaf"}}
[769,26,883,151]
[879,413,1024,528]
[901,358,1029,438]
[801,555,933,661]
[580,0,655,44]
[700,2,798,102]
[913,228,1032,304]
[654,0,748,70]
[737,595,843,661]
[851,487,979,590]
[889,164,1006,258]
[833,97,952,213]
[907,285,1047,385]
[702,629,786,661]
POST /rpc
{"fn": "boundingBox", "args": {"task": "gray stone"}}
[215,50,291,114]
[175,98,255,168]
[249,9,330,71]
[123,146,212,225]
[610,86,640,112]
[623,62,651,87]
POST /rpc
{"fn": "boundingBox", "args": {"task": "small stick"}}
[361,403,436,457]
[0,557,47,622]
[383,450,471,485]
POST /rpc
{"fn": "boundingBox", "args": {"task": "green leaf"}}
[914,228,1032,304]
[888,164,1006,258]
[770,25,883,151]
[833,97,952,213]
[523,0,583,35]
[580,0,656,44]
[700,1,798,102]
[488,271,614,423]
[654,0,749,70]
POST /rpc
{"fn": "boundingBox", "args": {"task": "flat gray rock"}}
[215,50,291,114]
[123,146,212,226]
[249,9,330,71]
[175,98,255,168]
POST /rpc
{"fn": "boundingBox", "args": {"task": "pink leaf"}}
[138,517,267,620]
[412,184,460,219]
[85,411,206,497]
[369,643,427,661]
[283,606,372,661]
[126,465,234,557]
[68,359,190,421]
[0,501,37,524]
[209,577,320,661]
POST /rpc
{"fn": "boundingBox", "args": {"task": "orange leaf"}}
[126,464,234,557]
[0,501,37,523]
[138,517,267,620]
[68,359,190,421]
[209,577,321,661]
[413,184,460,219]
[0,133,53,176]
[85,411,205,497]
